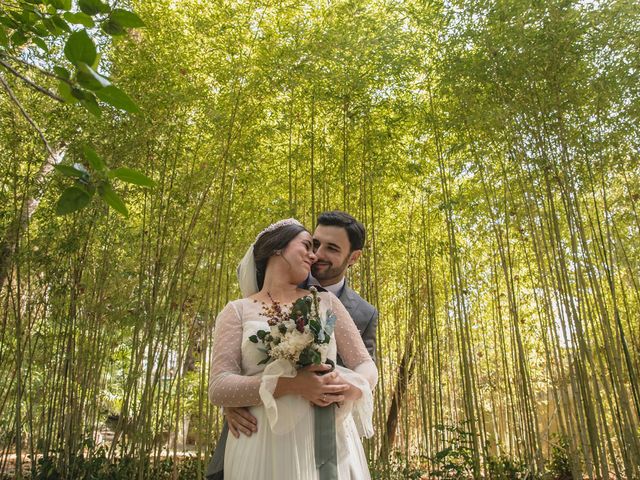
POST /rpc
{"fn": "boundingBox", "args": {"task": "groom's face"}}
[311,225,360,285]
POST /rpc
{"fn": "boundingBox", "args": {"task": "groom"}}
[205,210,378,480]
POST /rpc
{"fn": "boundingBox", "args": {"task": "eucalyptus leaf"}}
[0,26,7,47]
[78,0,110,16]
[95,86,140,113]
[29,22,49,37]
[110,9,144,28]
[32,36,48,52]
[11,31,28,47]
[63,12,95,28]
[42,17,62,35]
[0,17,19,30]
[83,145,106,172]
[55,186,91,215]
[64,30,96,66]
[53,66,71,80]
[101,19,125,36]
[48,0,71,10]
[57,81,77,103]
[51,15,70,32]
[110,167,154,187]
[98,182,128,217]
[54,165,85,178]
[80,93,101,117]
[76,62,111,90]
[70,86,90,101]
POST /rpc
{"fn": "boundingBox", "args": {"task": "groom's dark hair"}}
[316,211,365,252]
[254,223,307,290]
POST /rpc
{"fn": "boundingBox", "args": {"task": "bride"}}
[208,218,378,479]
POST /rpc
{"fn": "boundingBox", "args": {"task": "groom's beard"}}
[311,256,349,283]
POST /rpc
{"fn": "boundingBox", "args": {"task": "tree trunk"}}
[381,335,415,457]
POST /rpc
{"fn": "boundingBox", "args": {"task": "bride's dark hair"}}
[254,223,307,290]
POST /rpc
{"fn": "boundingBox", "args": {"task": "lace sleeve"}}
[327,292,378,438]
[329,293,378,389]
[208,301,262,407]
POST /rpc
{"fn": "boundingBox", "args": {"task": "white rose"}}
[281,329,314,362]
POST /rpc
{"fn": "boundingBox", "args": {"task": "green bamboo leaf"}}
[83,145,106,172]
[63,12,95,28]
[109,9,144,28]
[109,167,155,187]
[98,183,128,217]
[95,86,140,113]
[64,30,96,66]
[55,186,91,215]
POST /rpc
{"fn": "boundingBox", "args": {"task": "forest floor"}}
[1,453,622,480]
[1,448,201,479]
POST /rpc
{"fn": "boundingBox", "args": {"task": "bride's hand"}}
[327,371,363,402]
[296,364,349,407]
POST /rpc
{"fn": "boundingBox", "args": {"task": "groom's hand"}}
[225,407,258,438]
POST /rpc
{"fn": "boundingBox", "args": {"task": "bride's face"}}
[279,231,317,283]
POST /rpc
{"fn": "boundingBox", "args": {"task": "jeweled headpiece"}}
[255,218,303,241]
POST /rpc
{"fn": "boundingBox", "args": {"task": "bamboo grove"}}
[1,0,639,478]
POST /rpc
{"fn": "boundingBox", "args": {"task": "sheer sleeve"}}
[327,293,378,438]
[208,301,262,407]
[329,293,378,388]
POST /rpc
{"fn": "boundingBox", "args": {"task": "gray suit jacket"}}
[205,282,378,479]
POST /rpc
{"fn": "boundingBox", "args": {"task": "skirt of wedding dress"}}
[224,402,370,480]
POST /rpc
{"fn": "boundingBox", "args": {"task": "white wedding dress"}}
[209,291,378,480]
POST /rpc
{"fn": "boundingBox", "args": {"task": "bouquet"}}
[249,286,336,368]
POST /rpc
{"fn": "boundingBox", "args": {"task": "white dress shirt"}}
[308,275,345,297]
